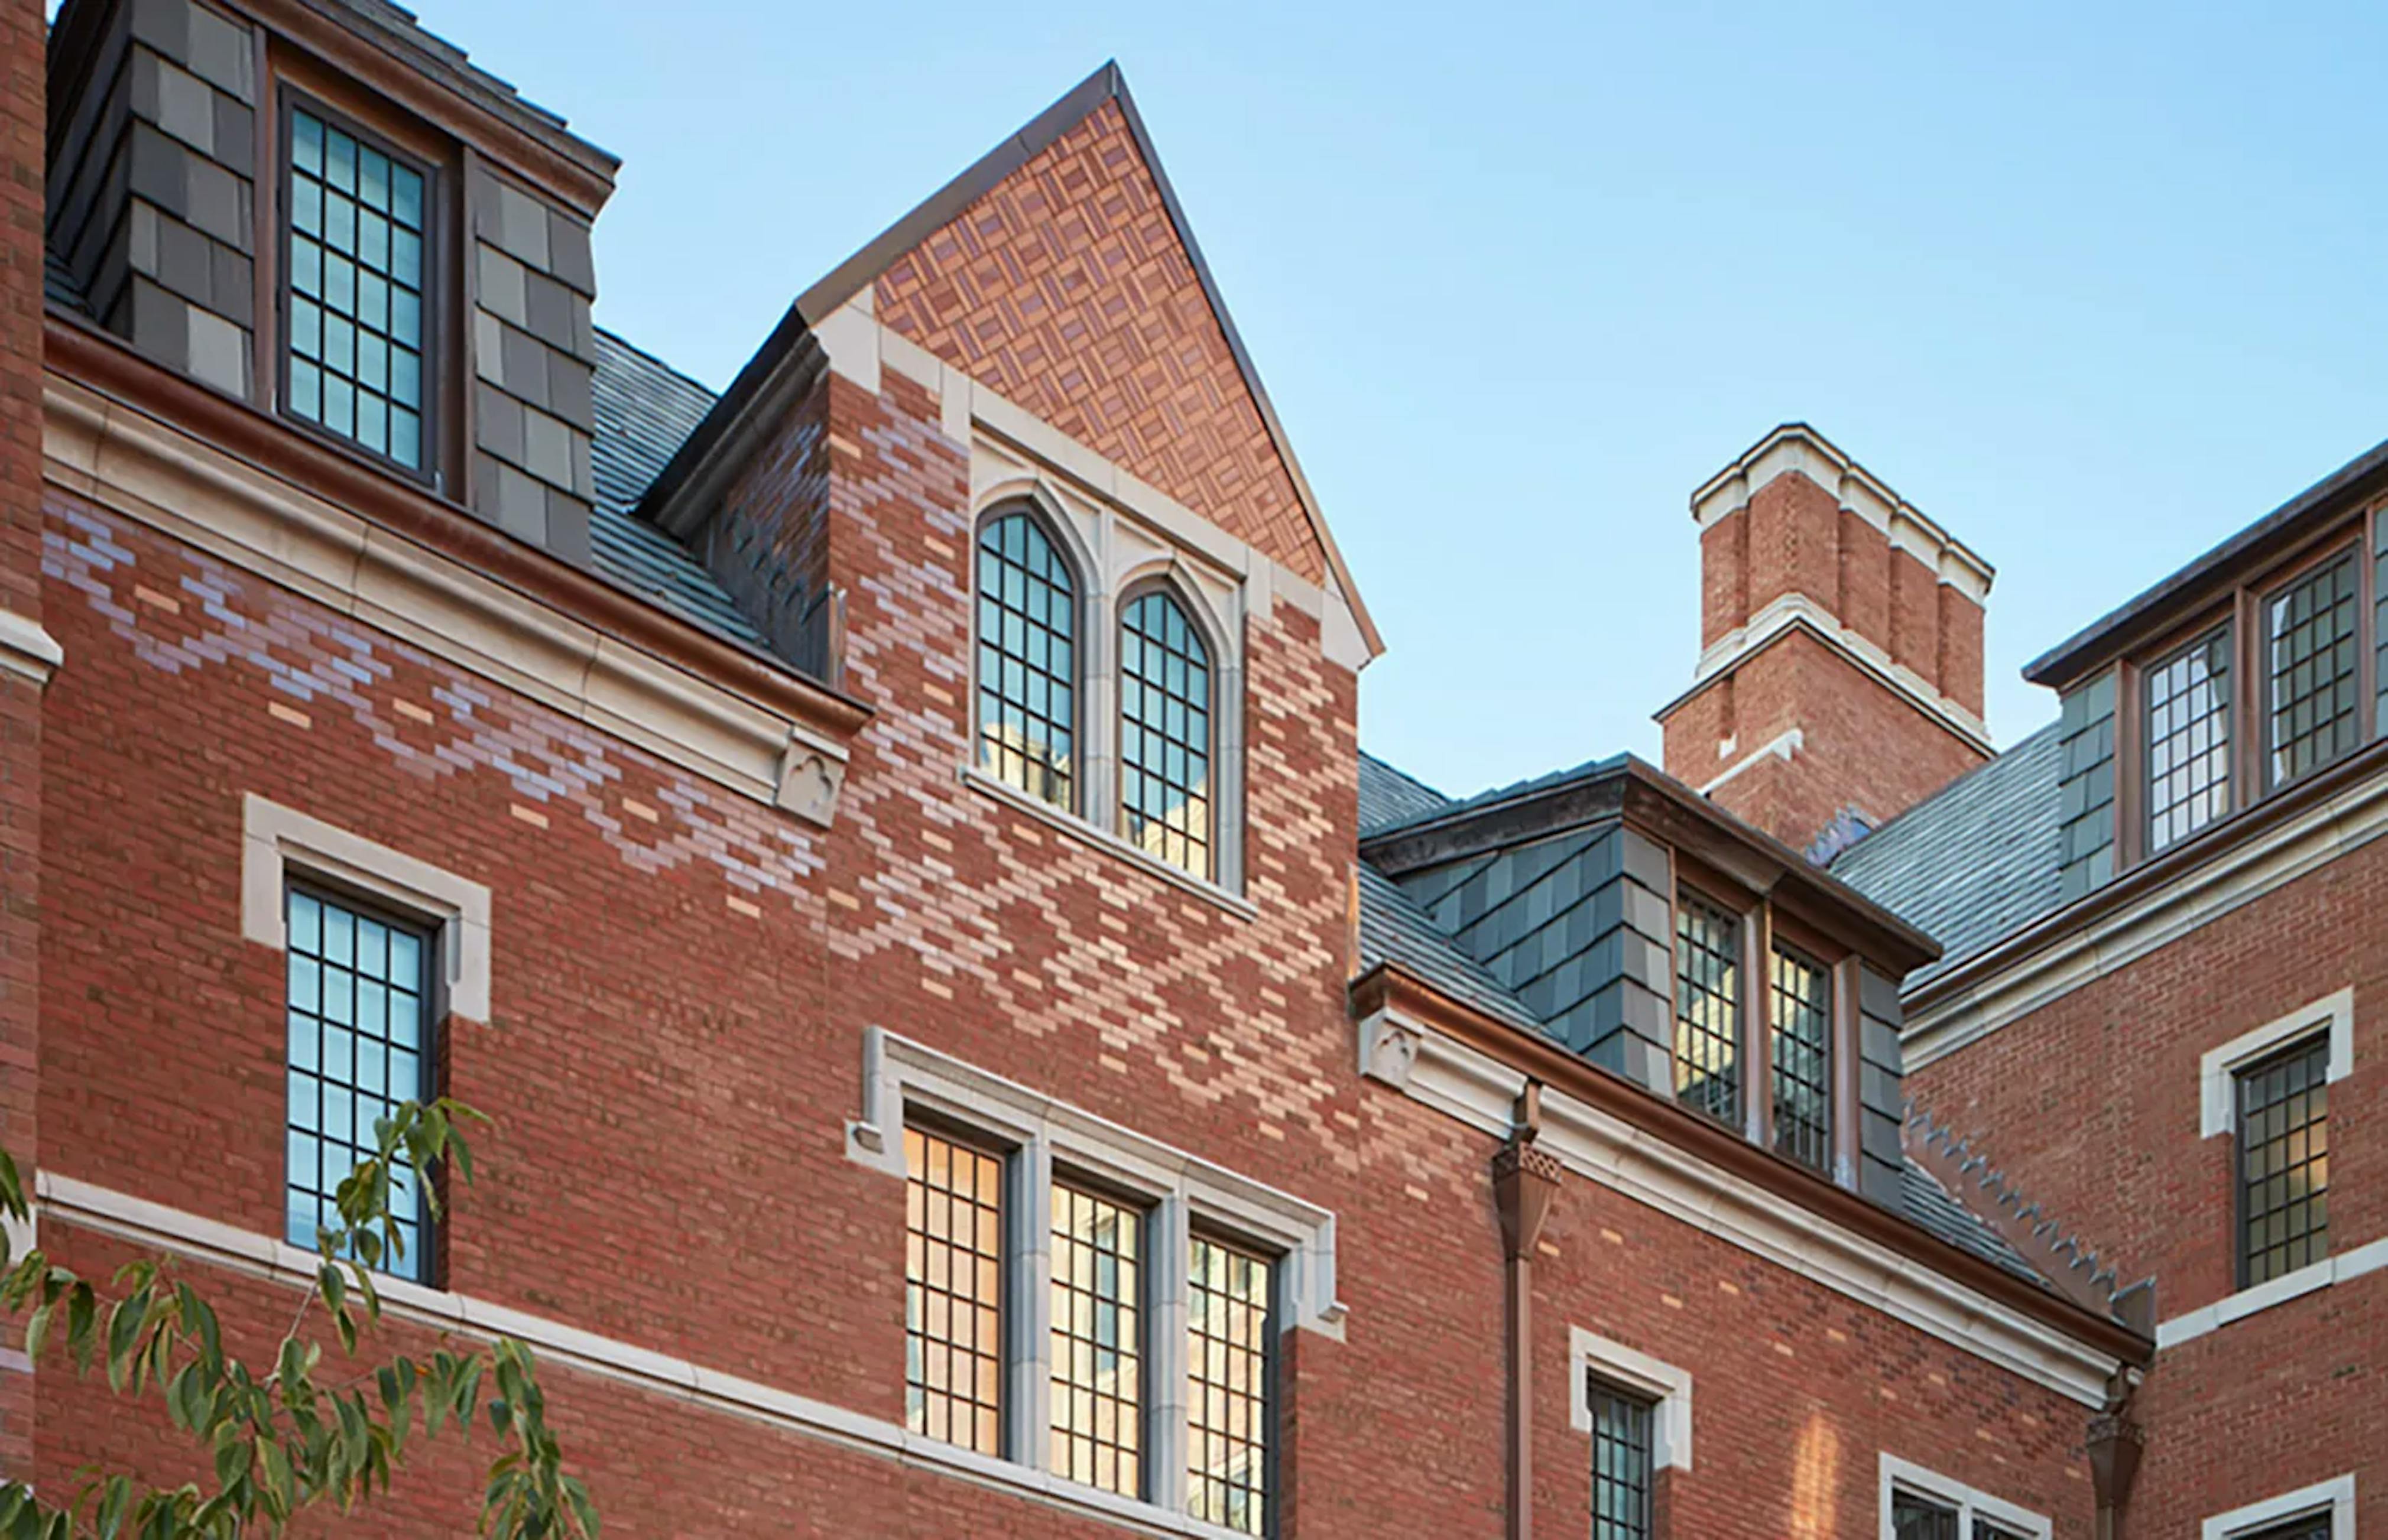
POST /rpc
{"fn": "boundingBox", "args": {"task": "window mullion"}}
[1012,1138,1056,1467]
[1148,1194,1192,1513]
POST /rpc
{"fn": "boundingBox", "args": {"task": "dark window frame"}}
[2259,544,2364,793]
[1185,1227,1279,1538]
[1116,578,1218,883]
[1586,1375,1656,1540]
[2234,1034,2332,1289]
[282,878,443,1285]
[1672,886,1744,1127]
[1768,941,1833,1173]
[2142,620,2235,855]
[273,90,443,486]
[972,502,1085,815]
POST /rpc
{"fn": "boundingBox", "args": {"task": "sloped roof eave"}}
[651,61,1381,658]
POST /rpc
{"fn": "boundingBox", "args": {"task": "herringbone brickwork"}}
[874,101,1328,587]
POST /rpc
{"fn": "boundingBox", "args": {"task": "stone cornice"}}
[1351,963,2151,1394]
[43,319,868,826]
[1691,423,1994,601]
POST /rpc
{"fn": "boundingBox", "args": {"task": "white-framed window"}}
[848,1028,1338,1531]
[960,479,1248,900]
[1878,1454,2049,1539]
[242,793,492,1021]
[1568,1329,1690,1540]
[240,794,492,1284]
[2203,1473,2356,1539]
[2200,989,2354,1141]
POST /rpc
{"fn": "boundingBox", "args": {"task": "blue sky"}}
[401,0,2388,800]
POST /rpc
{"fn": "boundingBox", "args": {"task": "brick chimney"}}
[1656,425,1994,859]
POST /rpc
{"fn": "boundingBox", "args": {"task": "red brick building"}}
[1,2,2364,1538]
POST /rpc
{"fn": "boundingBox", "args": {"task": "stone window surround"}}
[240,792,492,1021]
[2202,1473,2357,1539]
[2199,988,2353,1140]
[845,1027,1342,1515]
[965,476,1249,901]
[1567,1327,1692,1473]
[1877,1453,2051,1539]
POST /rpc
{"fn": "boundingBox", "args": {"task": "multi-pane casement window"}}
[962,504,1244,895]
[1118,586,1215,881]
[1769,946,1832,1172]
[2265,552,2362,788]
[1672,891,1743,1124]
[2145,624,2233,852]
[904,1126,1006,1455]
[283,886,433,1279]
[974,508,1079,810]
[283,105,433,475]
[1586,1378,1656,1540]
[1050,1183,1144,1496]
[2242,1520,2331,1540]
[2236,1035,2331,1286]
[1186,1236,1274,1534]
[1890,1489,2037,1539]
[874,1071,1328,1536]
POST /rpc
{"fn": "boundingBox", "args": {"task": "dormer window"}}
[282,104,435,476]
[1672,890,1742,1125]
[974,507,1079,810]
[2263,550,2360,789]
[2145,624,2232,853]
[1118,584,1214,881]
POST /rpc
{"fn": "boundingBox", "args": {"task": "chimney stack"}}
[1656,425,1994,859]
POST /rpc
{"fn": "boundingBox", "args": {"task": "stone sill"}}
[2155,1235,2388,1349]
[959,765,1256,922]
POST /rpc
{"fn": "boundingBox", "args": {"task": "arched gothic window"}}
[1118,584,1214,879]
[975,509,1078,809]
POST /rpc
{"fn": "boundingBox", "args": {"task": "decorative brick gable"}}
[873,100,1328,587]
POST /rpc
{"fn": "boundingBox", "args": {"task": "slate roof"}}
[587,332,767,647]
[1352,756,2041,1286]
[1357,750,1450,833]
[1899,1160,2042,1282]
[1361,752,1631,837]
[1828,721,2066,989]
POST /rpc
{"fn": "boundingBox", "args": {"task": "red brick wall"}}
[873,99,1329,587]
[1909,843,2388,1533]
[1662,628,1985,852]
[1530,1174,2096,1537]
[24,361,2113,1536]
[0,0,44,1481]
[1671,470,1987,851]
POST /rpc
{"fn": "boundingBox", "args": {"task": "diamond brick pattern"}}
[873,101,1326,586]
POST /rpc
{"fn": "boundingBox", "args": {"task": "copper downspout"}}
[1492,1084,1562,1540]
[2087,1368,2145,1540]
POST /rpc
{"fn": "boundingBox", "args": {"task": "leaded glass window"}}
[2266,553,2360,787]
[1770,946,1831,1172]
[975,510,1078,808]
[1892,1492,1959,1540]
[285,108,430,472]
[2237,1035,2330,1286]
[1187,1234,1271,1535]
[904,1126,1005,1455]
[2146,625,2232,852]
[2243,1517,2331,1540]
[284,887,431,1280]
[1587,1379,1654,1540]
[1119,587,1214,881]
[1673,891,1742,1124]
[1050,1182,1143,1497]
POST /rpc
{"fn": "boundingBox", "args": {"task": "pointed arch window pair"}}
[974,507,1217,882]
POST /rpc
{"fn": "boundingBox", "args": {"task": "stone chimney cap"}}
[1691,424,1994,603]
